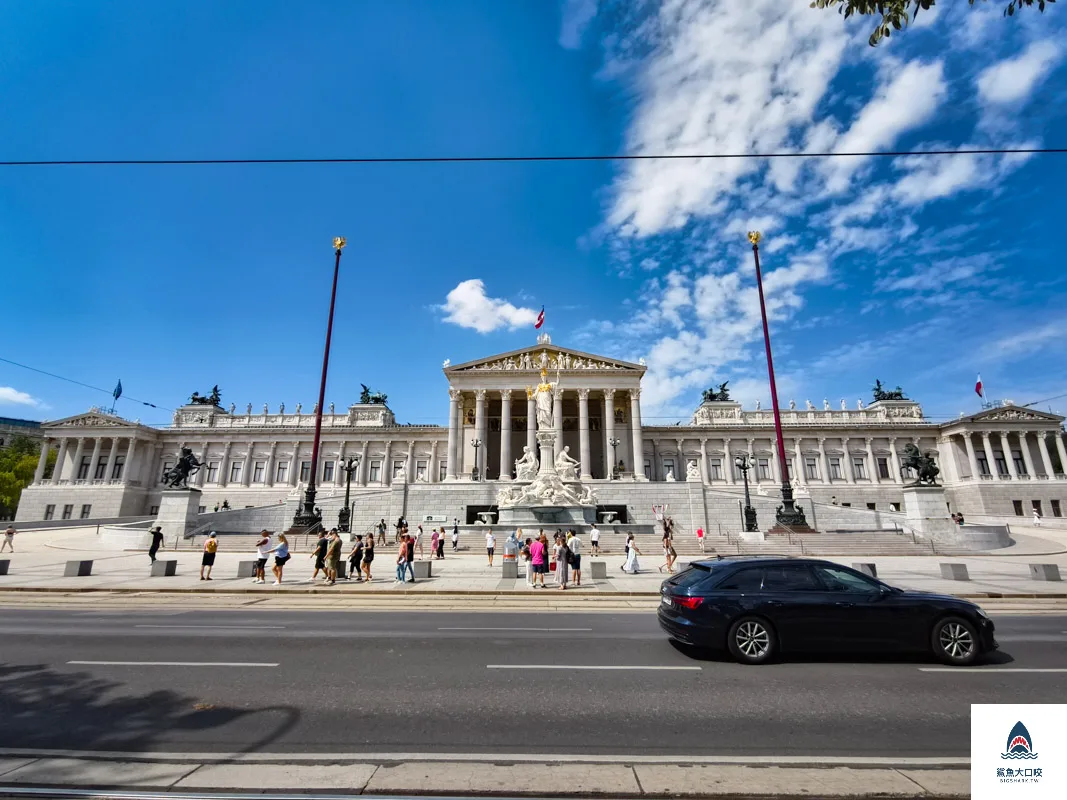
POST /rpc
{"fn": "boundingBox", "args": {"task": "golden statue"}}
[533,367,558,430]
[333,236,347,251]
[747,230,762,246]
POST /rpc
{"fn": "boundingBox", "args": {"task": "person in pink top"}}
[529,530,548,589]
[696,526,705,554]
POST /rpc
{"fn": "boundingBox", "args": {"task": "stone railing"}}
[691,400,926,427]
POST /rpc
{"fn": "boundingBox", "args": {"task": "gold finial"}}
[525,386,534,399]
[747,231,762,246]
[333,236,347,251]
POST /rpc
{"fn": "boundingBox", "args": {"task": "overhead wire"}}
[0,355,171,412]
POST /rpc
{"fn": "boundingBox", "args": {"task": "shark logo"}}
[1002,721,1038,760]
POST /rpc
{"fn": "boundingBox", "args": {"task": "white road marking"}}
[487,664,700,671]
[918,668,1067,673]
[439,627,592,632]
[67,661,278,667]
[134,625,287,630]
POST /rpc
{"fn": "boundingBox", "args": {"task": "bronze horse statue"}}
[899,443,939,486]
[161,447,204,488]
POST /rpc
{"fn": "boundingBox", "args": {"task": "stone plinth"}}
[903,484,957,542]
[154,488,203,543]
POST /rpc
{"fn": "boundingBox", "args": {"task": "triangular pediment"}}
[445,343,644,375]
[952,405,1064,425]
[43,409,140,429]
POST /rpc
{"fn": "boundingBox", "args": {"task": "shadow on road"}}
[668,639,1016,667]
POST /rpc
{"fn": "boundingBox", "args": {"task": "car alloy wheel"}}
[728,617,776,665]
[933,616,978,666]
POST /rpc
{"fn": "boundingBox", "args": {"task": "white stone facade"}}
[15,340,1067,528]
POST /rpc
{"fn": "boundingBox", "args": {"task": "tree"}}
[0,435,53,519]
[811,0,1056,46]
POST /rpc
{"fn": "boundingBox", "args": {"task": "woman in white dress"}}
[622,536,642,574]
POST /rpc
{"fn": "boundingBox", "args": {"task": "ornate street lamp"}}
[734,454,758,533]
[294,237,346,529]
[470,438,482,481]
[748,231,812,532]
[608,437,621,480]
[338,454,362,533]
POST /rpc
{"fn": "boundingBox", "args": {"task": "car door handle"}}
[765,599,784,606]
[834,601,854,608]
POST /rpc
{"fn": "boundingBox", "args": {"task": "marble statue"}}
[573,357,584,369]
[329,402,335,414]
[263,404,269,414]
[664,467,675,482]
[279,403,285,414]
[578,485,598,505]
[755,399,761,410]
[757,483,768,496]
[686,461,700,481]
[857,399,865,410]
[823,398,831,411]
[555,446,580,480]
[563,354,572,369]
[840,399,847,410]
[394,464,406,483]
[532,368,558,430]
[496,486,520,506]
[246,403,253,415]
[515,446,538,481]
[442,359,450,368]
[229,403,236,414]
[295,403,302,414]
[538,350,549,370]
[806,400,815,410]
[789,399,796,410]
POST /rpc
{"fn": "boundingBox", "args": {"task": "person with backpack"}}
[553,532,570,590]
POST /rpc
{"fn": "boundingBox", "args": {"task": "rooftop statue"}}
[872,379,907,402]
[189,385,221,406]
[359,384,388,405]
[702,381,731,403]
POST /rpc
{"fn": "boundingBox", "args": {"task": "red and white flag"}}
[975,374,984,398]
[534,306,545,329]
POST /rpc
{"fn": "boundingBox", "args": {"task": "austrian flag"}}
[975,374,984,398]
[534,306,545,329]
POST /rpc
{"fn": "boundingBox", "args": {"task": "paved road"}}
[0,608,1064,758]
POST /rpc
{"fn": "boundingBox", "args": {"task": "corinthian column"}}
[603,390,616,478]
[630,389,645,480]
[526,391,536,456]
[553,388,564,454]
[499,389,513,480]
[474,389,487,480]
[34,438,51,484]
[577,388,592,481]
[446,387,461,480]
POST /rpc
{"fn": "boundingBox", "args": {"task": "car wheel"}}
[932,616,979,666]
[727,616,776,665]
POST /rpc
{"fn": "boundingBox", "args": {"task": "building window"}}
[1032,500,1043,516]
[1012,500,1024,516]
[994,453,1008,476]
[111,454,126,480]
[393,460,405,479]
[643,459,652,480]
[709,458,723,481]
[369,461,381,483]
[757,458,770,481]
[977,454,991,476]
[852,457,867,480]
[1052,499,1062,518]
[877,457,890,480]
[416,460,427,481]
[77,457,91,480]
[253,462,265,483]
[149,505,159,515]
[889,502,900,512]
[829,458,842,480]
[44,504,55,520]
[94,457,107,480]
[323,461,335,482]
[1012,451,1026,475]
[276,462,288,484]
[229,462,243,483]
[439,461,447,481]
[300,461,311,482]
[61,504,73,520]
[162,462,173,481]
[805,457,819,480]
[207,462,219,482]
[80,504,92,519]
[866,502,876,511]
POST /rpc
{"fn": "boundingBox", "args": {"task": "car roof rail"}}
[712,553,796,561]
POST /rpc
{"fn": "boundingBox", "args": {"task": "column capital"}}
[553,388,564,400]
[603,388,616,400]
[818,437,827,445]
[474,389,487,402]
[499,388,513,400]
[629,388,641,400]
[865,437,874,445]
[449,387,463,401]
[676,438,685,450]
[981,430,992,441]
[577,388,591,400]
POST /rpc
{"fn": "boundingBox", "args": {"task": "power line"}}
[1,146,1064,168]
[0,356,171,412]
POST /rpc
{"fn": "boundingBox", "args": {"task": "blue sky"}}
[1,0,1065,429]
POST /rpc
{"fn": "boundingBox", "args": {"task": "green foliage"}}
[810,0,1056,46]
[0,436,53,519]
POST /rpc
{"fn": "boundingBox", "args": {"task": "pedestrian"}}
[199,532,218,580]
[831,496,838,506]
[415,524,425,559]
[213,503,220,513]
[324,529,342,585]
[696,526,705,554]
[529,531,547,588]
[622,536,642,574]
[309,530,328,582]
[395,535,408,583]
[404,532,416,582]
[451,524,459,552]
[568,529,582,587]
[270,533,291,585]
[1033,509,1042,527]
[658,531,676,574]
[254,531,272,584]
[2,524,16,553]
[362,533,375,582]
[222,499,230,510]
[437,527,446,559]
[148,525,164,564]
[348,535,365,582]
[553,533,570,590]
[522,537,534,587]
[589,523,600,556]
[956,512,965,526]
[486,528,496,566]
[430,529,440,560]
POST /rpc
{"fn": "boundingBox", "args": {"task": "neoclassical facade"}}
[15,338,1067,526]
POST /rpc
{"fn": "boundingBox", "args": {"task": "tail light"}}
[674,596,703,610]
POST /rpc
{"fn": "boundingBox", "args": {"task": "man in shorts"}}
[324,529,342,586]
[589,523,600,556]
[2,524,16,553]
[485,528,496,566]
[309,530,328,582]
[567,530,582,586]
[254,531,272,584]
[200,532,218,580]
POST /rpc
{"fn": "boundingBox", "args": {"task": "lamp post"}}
[747,231,811,532]
[294,237,346,528]
[734,454,758,533]
[608,437,621,480]
[338,454,361,533]
[470,438,482,481]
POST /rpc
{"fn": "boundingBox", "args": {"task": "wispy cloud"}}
[982,321,1067,360]
[976,39,1061,106]
[0,386,40,407]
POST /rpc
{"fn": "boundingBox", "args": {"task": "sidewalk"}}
[0,526,1065,600]
[0,751,970,798]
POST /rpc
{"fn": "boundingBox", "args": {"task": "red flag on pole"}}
[534,306,545,329]
[975,374,984,398]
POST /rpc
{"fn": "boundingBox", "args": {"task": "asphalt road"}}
[0,607,1064,758]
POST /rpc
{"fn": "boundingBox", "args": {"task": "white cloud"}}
[0,387,39,407]
[559,0,598,49]
[982,321,1067,360]
[977,40,1061,106]
[439,279,539,334]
